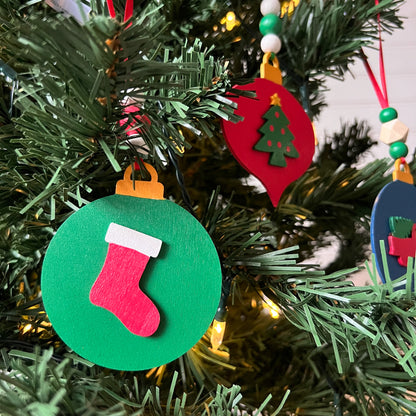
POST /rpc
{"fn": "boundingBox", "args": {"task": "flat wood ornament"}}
[42,163,222,370]
[370,160,416,288]
[222,56,315,207]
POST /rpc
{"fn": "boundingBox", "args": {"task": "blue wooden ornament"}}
[371,179,416,287]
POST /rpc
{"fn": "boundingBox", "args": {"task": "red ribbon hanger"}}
[360,0,389,109]
[107,0,134,22]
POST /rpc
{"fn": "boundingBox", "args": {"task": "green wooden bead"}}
[379,107,398,123]
[389,141,408,159]
[259,14,282,36]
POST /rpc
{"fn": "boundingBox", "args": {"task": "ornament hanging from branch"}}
[362,0,414,288]
[371,159,415,288]
[42,163,222,370]
[222,0,315,207]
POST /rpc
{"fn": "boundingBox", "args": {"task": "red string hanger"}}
[106,0,144,171]
[360,0,410,168]
[367,1,415,289]
[106,0,134,22]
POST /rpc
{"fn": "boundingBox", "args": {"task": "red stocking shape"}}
[90,222,162,337]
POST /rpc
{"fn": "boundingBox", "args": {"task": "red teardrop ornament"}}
[222,78,315,207]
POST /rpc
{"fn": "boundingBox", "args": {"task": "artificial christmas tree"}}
[1,0,416,415]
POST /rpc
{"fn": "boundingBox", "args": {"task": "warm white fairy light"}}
[281,0,300,17]
[220,11,240,31]
[262,297,281,319]
[312,122,319,145]
[22,323,32,334]
[210,319,227,350]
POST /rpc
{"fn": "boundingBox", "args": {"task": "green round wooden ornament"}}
[389,141,408,159]
[41,164,222,371]
[259,14,282,36]
[379,107,398,123]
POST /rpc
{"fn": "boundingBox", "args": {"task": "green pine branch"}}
[0,1,414,416]
[0,348,290,416]
[0,4,244,220]
[186,0,404,117]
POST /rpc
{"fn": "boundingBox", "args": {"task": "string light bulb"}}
[262,296,281,319]
[220,11,240,31]
[312,122,319,145]
[281,0,300,17]
[22,323,33,334]
[210,319,226,350]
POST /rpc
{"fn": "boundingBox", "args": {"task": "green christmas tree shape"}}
[254,99,299,167]
[389,216,414,238]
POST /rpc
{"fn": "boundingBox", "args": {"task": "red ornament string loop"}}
[360,0,389,109]
[106,0,134,21]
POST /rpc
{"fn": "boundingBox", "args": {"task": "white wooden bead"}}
[260,34,282,54]
[260,0,280,16]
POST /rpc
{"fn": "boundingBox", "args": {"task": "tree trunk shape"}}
[90,223,162,337]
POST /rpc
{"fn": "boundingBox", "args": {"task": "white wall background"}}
[315,1,416,163]
[313,1,416,282]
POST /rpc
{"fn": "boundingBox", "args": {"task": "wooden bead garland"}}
[260,0,282,54]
